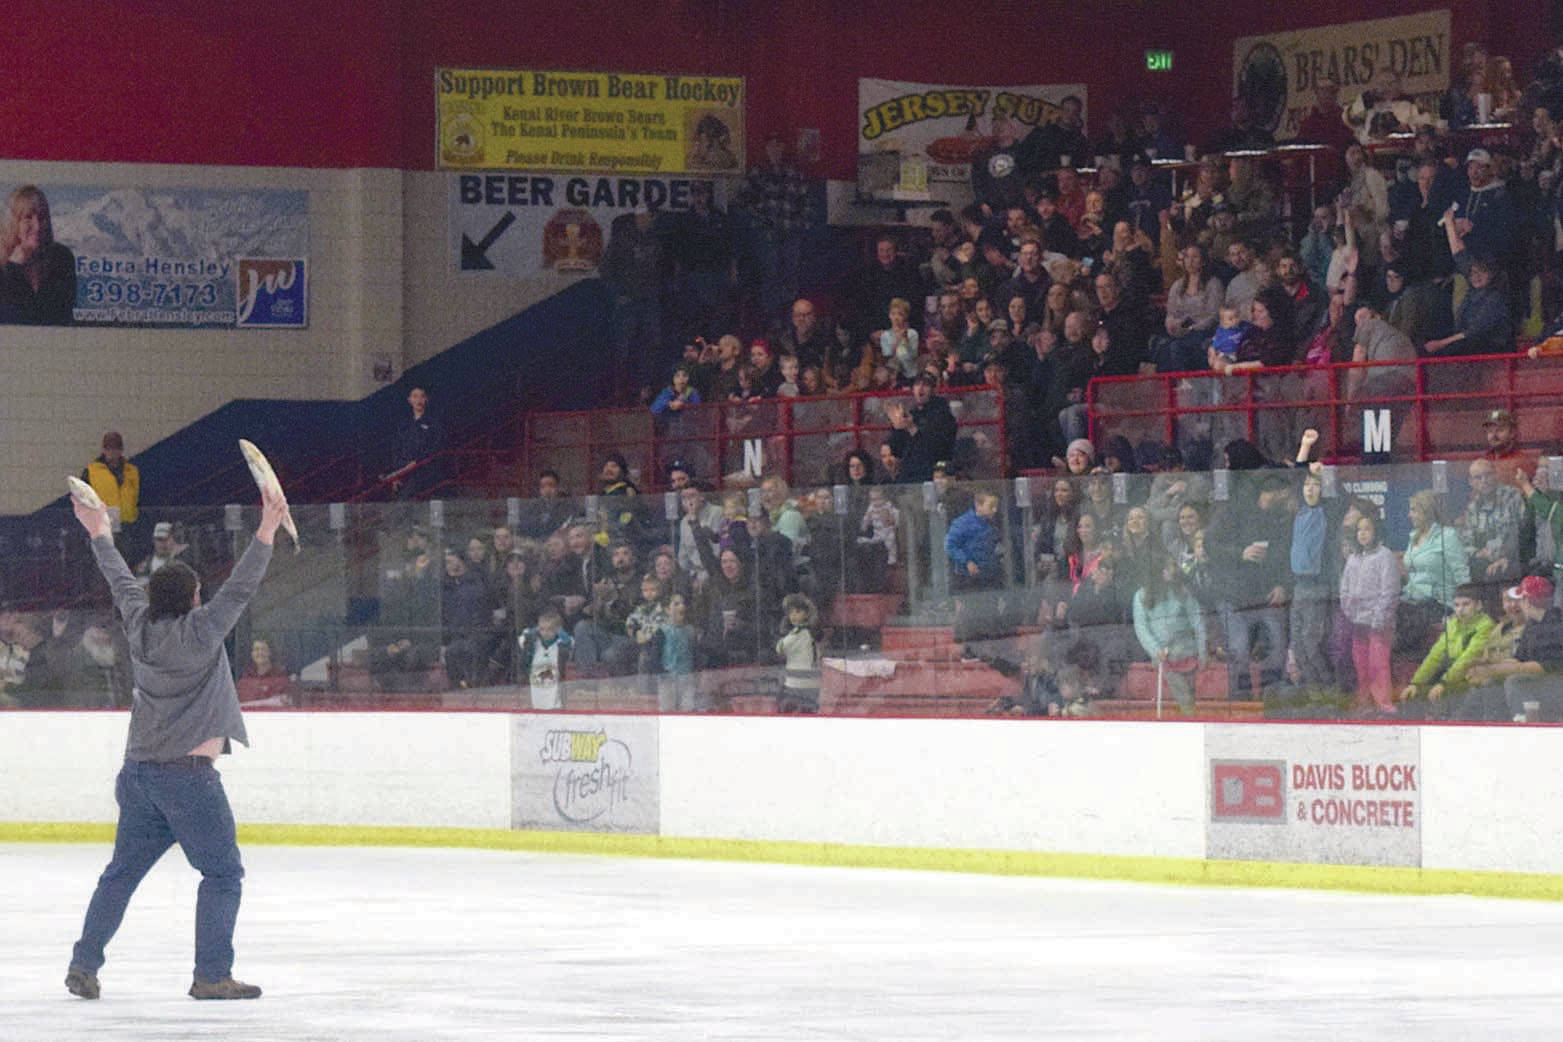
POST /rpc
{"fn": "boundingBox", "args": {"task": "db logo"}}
[1210,760,1286,823]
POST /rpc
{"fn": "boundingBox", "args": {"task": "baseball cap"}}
[1465,148,1493,165]
[987,318,1011,333]
[1482,408,1516,427]
[1508,575,1555,603]
[153,522,172,538]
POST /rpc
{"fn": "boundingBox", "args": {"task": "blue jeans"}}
[72,759,245,982]
[1220,602,1287,699]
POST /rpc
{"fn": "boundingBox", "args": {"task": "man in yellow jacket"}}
[82,432,140,553]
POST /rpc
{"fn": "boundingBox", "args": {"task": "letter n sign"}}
[1364,409,1393,455]
[742,439,765,477]
[1210,760,1286,823]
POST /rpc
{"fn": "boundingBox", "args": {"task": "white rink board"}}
[511,713,659,833]
[3,713,1563,880]
[1206,725,1421,867]
[236,713,512,828]
[1420,727,1563,875]
[658,716,1207,857]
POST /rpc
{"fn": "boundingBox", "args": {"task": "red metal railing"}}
[1088,352,1563,462]
[520,386,1007,494]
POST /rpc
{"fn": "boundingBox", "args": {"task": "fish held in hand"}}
[67,476,106,510]
[238,439,300,552]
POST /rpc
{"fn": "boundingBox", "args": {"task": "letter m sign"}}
[1363,409,1393,455]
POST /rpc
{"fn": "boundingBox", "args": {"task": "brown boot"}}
[189,977,262,1000]
[65,967,100,1000]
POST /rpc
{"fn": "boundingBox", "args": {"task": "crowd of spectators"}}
[940,415,1563,721]
[324,48,1563,716]
[367,461,870,711]
[598,47,1563,488]
[346,402,1563,721]
[18,47,1563,719]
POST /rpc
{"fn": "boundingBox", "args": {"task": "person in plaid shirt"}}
[1456,458,1525,597]
[738,133,812,319]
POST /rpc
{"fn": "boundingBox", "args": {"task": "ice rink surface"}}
[3,841,1562,1041]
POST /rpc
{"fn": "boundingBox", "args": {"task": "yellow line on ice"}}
[4,822,1560,901]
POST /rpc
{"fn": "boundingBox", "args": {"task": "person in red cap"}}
[1455,574,1563,721]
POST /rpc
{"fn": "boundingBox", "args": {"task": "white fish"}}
[66,475,106,510]
[238,439,300,552]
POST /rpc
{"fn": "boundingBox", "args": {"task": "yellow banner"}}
[1233,11,1451,140]
[436,67,745,175]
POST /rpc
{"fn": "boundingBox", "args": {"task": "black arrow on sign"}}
[460,210,517,270]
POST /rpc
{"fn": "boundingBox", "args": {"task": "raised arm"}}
[1442,202,1464,259]
[75,498,146,621]
[197,492,286,637]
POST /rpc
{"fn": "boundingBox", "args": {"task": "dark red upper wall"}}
[0,1,1544,174]
[0,0,403,167]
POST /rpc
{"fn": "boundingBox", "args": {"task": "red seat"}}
[1119,661,1228,701]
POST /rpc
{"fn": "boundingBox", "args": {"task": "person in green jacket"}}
[1397,583,1495,719]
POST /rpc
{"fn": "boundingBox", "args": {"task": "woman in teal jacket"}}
[1132,558,1208,711]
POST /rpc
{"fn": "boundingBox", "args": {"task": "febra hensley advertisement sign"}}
[1206,725,1421,867]
[0,183,308,329]
[511,714,659,834]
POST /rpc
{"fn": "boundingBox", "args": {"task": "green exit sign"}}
[1146,49,1174,71]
